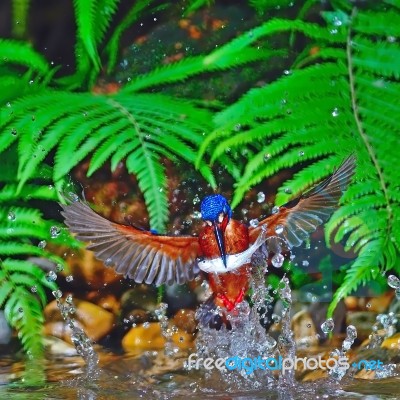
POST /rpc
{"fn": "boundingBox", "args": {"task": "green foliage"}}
[0,0,283,232]
[1,0,400,356]
[0,150,79,357]
[198,1,400,315]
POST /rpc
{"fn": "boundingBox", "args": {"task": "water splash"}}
[277,276,296,387]
[53,290,99,378]
[367,275,400,349]
[328,325,357,381]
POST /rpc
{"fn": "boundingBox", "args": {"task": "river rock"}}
[346,311,378,342]
[44,299,115,343]
[120,285,159,314]
[381,333,400,350]
[366,292,394,313]
[85,292,120,314]
[291,310,319,347]
[122,322,194,352]
[173,309,197,334]
[62,248,121,290]
[0,311,12,345]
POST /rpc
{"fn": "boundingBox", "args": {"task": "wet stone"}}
[291,310,318,348]
[122,322,194,352]
[44,299,115,343]
[173,309,197,334]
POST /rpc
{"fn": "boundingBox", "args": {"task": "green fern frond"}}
[182,0,214,16]
[1,90,215,231]
[73,0,101,71]
[0,149,80,357]
[200,3,400,312]
[327,241,381,317]
[0,39,50,74]
[105,0,159,73]
[123,21,288,93]
[93,0,120,45]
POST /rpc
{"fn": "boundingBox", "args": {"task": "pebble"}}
[122,322,194,352]
[44,299,115,342]
[291,310,318,348]
[172,309,197,334]
[381,333,400,350]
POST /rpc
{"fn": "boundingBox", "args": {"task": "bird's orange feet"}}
[216,288,246,312]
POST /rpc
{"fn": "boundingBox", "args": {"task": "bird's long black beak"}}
[213,220,227,268]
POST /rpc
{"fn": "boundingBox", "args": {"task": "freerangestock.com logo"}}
[186,354,383,375]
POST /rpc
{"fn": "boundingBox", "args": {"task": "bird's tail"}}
[195,297,232,330]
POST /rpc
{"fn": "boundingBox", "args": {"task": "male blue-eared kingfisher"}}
[61,156,355,329]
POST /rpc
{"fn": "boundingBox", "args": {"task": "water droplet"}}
[56,263,64,272]
[67,192,79,202]
[332,107,339,117]
[18,307,23,313]
[31,115,35,121]
[50,226,61,238]
[302,260,309,267]
[66,294,73,304]
[11,128,17,136]
[66,275,74,282]
[271,206,280,214]
[52,289,62,299]
[306,323,311,328]
[321,318,335,334]
[257,192,265,203]
[271,253,284,268]
[346,325,357,340]
[283,69,291,75]
[275,224,284,234]
[6,102,11,107]
[333,17,342,27]
[38,240,47,249]
[298,150,305,157]
[104,258,113,267]
[143,322,150,329]
[330,28,338,35]
[29,80,34,85]
[249,219,259,228]
[30,286,37,293]
[387,36,396,43]
[284,188,292,194]
[388,274,400,289]
[7,211,16,221]
[47,271,57,282]
[193,195,200,205]
[234,123,242,131]
[264,153,271,161]
[192,211,202,219]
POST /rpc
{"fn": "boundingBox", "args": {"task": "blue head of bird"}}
[200,194,232,267]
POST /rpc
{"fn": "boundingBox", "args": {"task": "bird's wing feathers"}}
[249,156,356,247]
[61,200,201,286]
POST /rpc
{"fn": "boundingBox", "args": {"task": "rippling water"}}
[1,269,399,399]
[1,350,400,399]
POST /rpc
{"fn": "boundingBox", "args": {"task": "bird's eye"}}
[218,213,224,223]
[206,220,212,226]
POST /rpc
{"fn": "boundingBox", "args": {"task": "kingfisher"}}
[61,156,355,329]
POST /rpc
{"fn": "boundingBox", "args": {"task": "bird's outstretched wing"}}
[249,156,356,247]
[61,200,201,286]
